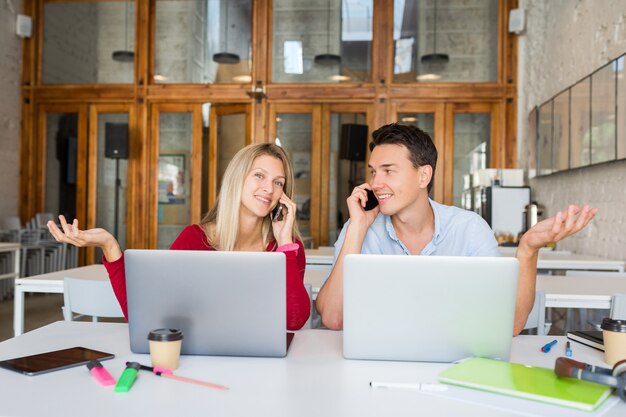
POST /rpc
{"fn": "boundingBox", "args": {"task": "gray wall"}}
[0,0,22,219]
[518,0,626,259]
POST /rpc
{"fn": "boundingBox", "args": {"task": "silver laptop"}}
[343,255,519,362]
[125,250,291,357]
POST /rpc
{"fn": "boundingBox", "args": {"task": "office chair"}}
[63,277,124,322]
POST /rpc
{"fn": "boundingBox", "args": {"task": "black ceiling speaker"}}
[213,4,240,64]
[314,0,341,66]
[420,0,449,64]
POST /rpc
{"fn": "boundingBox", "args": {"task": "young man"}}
[316,123,598,335]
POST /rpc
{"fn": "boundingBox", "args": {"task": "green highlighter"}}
[438,357,612,411]
[115,362,141,393]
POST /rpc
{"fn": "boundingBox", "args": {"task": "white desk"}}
[306,248,625,272]
[505,252,625,273]
[0,321,623,417]
[0,242,20,282]
[13,264,107,336]
[305,270,626,310]
[305,247,334,268]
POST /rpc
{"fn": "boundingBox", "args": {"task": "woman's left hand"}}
[271,193,297,246]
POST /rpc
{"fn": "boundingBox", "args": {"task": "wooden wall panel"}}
[19,0,519,249]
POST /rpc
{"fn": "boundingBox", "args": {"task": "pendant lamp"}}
[213,3,240,64]
[314,0,341,65]
[112,1,135,62]
[420,0,449,64]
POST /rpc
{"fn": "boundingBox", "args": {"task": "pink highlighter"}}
[87,359,116,386]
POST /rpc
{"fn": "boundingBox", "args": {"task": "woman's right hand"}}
[47,215,123,262]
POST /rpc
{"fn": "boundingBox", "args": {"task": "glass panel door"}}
[270,105,321,247]
[271,0,373,83]
[151,104,203,249]
[39,104,88,264]
[157,112,192,248]
[324,107,368,246]
[207,104,250,210]
[43,112,80,220]
[392,0,499,83]
[154,0,253,84]
[42,0,135,84]
[445,103,495,207]
[451,112,491,207]
[87,105,133,264]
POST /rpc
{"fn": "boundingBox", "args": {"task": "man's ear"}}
[418,165,433,190]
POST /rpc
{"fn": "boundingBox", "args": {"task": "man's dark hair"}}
[369,123,438,193]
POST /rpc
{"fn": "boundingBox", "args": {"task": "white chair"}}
[523,291,548,335]
[0,216,21,230]
[63,277,124,322]
[609,293,626,319]
[565,271,626,329]
[35,212,55,229]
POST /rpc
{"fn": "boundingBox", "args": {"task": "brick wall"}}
[519,0,626,259]
[0,0,22,219]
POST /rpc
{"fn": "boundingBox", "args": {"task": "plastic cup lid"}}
[148,328,184,342]
[601,318,626,333]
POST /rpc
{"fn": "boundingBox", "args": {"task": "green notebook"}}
[438,357,612,411]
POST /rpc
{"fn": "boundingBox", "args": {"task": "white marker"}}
[369,381,448,392]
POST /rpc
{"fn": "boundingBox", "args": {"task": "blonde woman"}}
[48,143,310,330]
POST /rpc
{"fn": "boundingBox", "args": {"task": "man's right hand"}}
[317,184,379,330]
[346,184,380,231]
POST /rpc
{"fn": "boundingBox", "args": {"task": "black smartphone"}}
[0,346,114,376]
[272,203,284,221]
[364,189,379,211]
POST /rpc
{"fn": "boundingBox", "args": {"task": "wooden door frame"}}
[268,103,322,247]
[35,103,88,263]
[207,104,252,208]
[443,102,501,206]
[148,103,203,248]
[85,103,136,263]
[35,103,88,220]
[320,103,372,246]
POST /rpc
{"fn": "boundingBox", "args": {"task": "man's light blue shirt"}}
[330,199,500,276]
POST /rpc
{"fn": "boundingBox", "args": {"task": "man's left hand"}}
[519,204,598,252]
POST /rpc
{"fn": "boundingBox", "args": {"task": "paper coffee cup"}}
[148,328,184,370]
[600,318,626,367]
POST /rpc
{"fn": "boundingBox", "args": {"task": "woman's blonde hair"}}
[201,143,300,251]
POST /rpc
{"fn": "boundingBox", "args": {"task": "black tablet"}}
[0,347,115,376]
